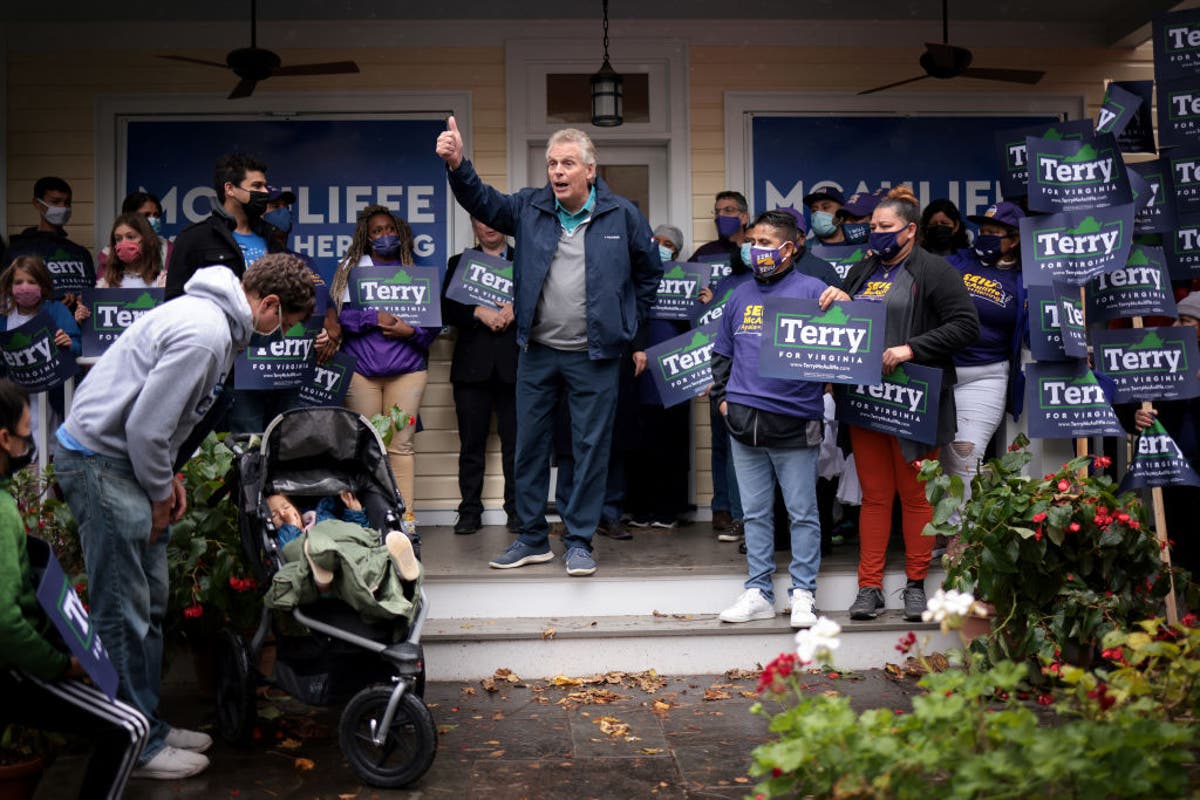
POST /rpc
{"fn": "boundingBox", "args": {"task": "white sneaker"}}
[131,746,210,780]
[719,589,776,623]
[165,727,212,753]
[790,589,817,629]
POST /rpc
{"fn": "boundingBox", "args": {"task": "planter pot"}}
[0,755,44,800]
[960,602,997,645]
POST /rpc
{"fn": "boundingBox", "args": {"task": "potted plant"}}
[919,434,1173,667]
[0,726,47,800]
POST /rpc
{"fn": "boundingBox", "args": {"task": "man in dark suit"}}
[442,218,518,535]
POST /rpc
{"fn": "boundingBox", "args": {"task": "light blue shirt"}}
[233,230,268,266]
[555,187,596,234]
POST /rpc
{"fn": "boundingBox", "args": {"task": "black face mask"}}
[241,189,270,221]
[5,433,35,476]
[922,225,957,254]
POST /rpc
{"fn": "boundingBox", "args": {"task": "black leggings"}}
[0,669,148,799]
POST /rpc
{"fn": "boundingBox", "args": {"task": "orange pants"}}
[850,425,937,587]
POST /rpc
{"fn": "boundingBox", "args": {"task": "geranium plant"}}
[919,434,1171,666]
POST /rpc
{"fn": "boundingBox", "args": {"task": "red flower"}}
[895,631,917,654]
[1057,479,1070,492]
[1182,613,1199,628]
[1087,683,1116,711]
[1130,521,1140,530]
[1034,527,1043,542]
[1036,694,1054,706]
[1068,522,1081,533]
[407,415,416,427]
[1101,647,1126,664]
[757,652,799,693]
[771,767,783,778]
[183,604,204,619]
[1032,512,1047,523]
[1093,455,1112,469]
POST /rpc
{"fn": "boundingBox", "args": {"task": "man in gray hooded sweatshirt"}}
[54,254,315,780]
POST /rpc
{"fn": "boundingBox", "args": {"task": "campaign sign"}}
[757,298,884,384]
[690,273,748,329]
[1119,419,1200,493]
[1154,8,1200,82]
[1026,133,1131,214]
[650,262,707,321]
[1165,224,1200,280]
[43,246,95,296]
[80,289,164,357]
[234,323,317,390]
[696,253,733,284]
[1093,327,1200,403]
[1128,159,1178,235]
[645,323,719,408]
[1112,81,1157,154]
[1024,362,1124,439]
[1097,82,1141,138]
[1169,146,1200,224]
[1087,246,1177,322]
[1156,78,1200,149]
[996,119,1095,198]
[1052,281,1088,359]
[295,350,357,408]
[810,243,867,283]
[0,312,76,392]
[1019,204,1135,286]
[836,362,942,445]
[445,249,513,310]
[350,266,442,327]
[27,536,118,700]
[1027,285,1081,362]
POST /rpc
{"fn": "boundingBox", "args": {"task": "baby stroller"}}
[212,406,435,788]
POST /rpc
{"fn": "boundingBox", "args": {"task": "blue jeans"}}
[710,404,743,518]
[557,449,624,523]
[54,445,171,763]
[514,344,620,551]
[729,438,821,603]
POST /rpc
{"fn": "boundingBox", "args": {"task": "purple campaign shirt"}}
[337,254,437,377]
[949,253,1020,366]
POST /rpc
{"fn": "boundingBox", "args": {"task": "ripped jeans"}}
[941,361,1009,515]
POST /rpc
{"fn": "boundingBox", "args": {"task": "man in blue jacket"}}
[436,117,662,577]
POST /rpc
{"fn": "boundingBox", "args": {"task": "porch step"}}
[421,611,955,681]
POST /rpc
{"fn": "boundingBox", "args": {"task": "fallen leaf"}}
[277,737,303,751]
[703,689,731,701]
[258,705,283,720]
[670,613,694,620]
[461,687,477,696]
[596,716,630,738]
[495,668,521,684]
[488,750,505,758]
[492,712,505,721]
[650,699,674,715]
[556,688,624,708]
[338,795,358,799]
[485,740,501,745]
[436,724,458,735]
[641,747,665,755]
[293,758,314,772]
[734,777,749,784]
[724,667,760,680]
[550,675,583,687]
[542,627,557,640]
[823,690,841,698]
[739,691,758,699]
[481,677,498,693]
[652,609,668,617]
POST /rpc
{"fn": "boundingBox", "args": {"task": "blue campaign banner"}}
[1026,285,1070,362]
[295,350,357,408]
[1024,362,1125,439]
[1097,82,1141,138]
[124,118,449,285]
[234,324,316,390]
[695,253,733,285]
[1112,81,1157,154]
[1019,203,1136,286]
[836,362,943,446]
[645,322,719,408]
[1129,159,1180,235]
[1119,419,1200,492]
[1087,246,1177,322]
[80,288,164,357]
[757,298,885,384]
[690,272,750,329]
[1093,326,1200,403]
[1051,281,1088,359]
[651,262,707,321]
[1165,223,1200,280]
[27,537,119,700]
[750,115,1052,227]
[1168,146,1200,224]
[1026,133,1131,214]
[810,243,868,283]
[995,119,1095,198]
[1156,78,1200,150]
[350,265,442,327]
[0,311,77,392]
[445,249,513,310]
[1154,8,1200,82]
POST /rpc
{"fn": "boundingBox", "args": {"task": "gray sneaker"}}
[564,546,597,576]
[902,580,927,622]
[488,541,554,569]
[848,586,885,620]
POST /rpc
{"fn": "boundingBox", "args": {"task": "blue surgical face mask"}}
[842,222,869,244]
[748,243,791,280]
[715,214,742,239]
[658,244,675,263]
[263,207,293,235]
[974,234,1005,265]
[869,229,907,262]
[739,242,753,267]
[810,210,838,238]
[371,233,401,256]
[145,215,163,236]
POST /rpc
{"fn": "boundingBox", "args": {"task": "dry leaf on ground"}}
[703,688,732,701]
[542,627,557,640]
[293,758,314,772]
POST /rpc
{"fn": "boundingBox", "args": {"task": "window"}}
[545,73,650,124]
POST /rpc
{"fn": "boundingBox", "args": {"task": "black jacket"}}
[165,208,282,299]
[842,246,980,446]
[442,249,519,384]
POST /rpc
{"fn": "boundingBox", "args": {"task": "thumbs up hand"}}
[436,115,464,170]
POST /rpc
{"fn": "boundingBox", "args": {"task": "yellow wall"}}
[5,46,508,514]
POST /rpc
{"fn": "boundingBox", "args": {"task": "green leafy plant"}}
[7,466,85,599]
[368,405,416,447]
[920,434,1171,666]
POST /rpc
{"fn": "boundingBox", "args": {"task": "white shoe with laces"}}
[718,588,776,623]
[165,727,212,753]
[131,746,210,780]
[790,589,817,629]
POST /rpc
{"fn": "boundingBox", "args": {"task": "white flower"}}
[922,589,985,630]
[795,616,842,665]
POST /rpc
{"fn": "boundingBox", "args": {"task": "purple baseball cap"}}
[777,206,808,236]
[968,201,1024,232]
[836,190,882,220]
[266,185,295,204]
[803,185,845,208]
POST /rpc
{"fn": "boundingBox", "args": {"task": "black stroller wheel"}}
[215,629,257,745]
[339,685,436,788]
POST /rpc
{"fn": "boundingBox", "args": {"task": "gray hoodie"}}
[64,267,254,501]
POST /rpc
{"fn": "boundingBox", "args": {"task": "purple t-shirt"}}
[853,261,899,302]
[949,254,1020,366]
[714,269,826,419]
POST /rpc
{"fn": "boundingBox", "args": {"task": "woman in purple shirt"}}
[328,206,436,521]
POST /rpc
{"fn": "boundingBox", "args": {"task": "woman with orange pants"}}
[838,186,979,622]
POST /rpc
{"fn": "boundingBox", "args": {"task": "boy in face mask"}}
[804,186,846,245]
[710,210,851,630]
[4,176,96,301]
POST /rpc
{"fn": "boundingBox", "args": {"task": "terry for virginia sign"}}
[1026,133,1131,214]
[757,298,884,384]
[80,289,164,357]
[351,266,442,327]
[1092,327,1200,403]
[645,324,719,408]
[1019,204,1135,286]
[835,362,942,445]
[1024,362,1124,439]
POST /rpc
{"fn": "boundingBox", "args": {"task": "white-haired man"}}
[436,118,662,577]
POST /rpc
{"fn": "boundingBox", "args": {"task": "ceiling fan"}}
[858,0,1045,95]
[158,0,360,99]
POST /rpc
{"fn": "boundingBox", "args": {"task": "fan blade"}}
[229,79,257,99]
[272,61,360,77]
[158,54,229,69]
[858,75,931,96]
[960,67,1045,85]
